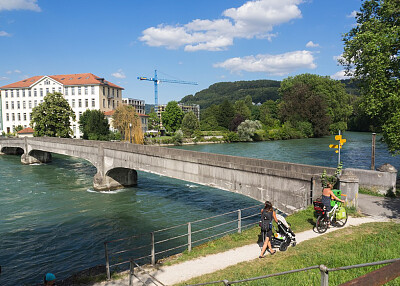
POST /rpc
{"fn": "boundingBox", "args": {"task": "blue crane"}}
[137,70,198,113]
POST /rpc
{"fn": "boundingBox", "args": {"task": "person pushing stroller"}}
[259,201,278,258]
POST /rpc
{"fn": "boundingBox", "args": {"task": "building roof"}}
[0,73,124,89]
[17,127,34,134]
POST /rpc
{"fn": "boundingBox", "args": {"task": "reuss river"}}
[0,132,398,285]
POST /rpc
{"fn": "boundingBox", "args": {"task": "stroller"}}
[261,213,296,251]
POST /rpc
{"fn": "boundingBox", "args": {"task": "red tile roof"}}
[17,127,34,134]
[0,73,124,89]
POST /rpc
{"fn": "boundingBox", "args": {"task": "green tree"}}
[200,104,219,131]
[341,0,400,154]
[14,125,24,132]
[279,74,352,136]
[161,101,184,133]
[78,109,110,140]
[181,111,200,137]
[31,92,76,138]
[237,120,262,141]
[233,99,251,120]
[148,107,160,130]
[216,99,235,130]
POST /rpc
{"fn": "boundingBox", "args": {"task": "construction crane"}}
[137,69,198,113]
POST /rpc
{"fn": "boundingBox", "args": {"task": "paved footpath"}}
[92,215,392,286]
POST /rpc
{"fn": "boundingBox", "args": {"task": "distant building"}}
[104,110,148,134]
[122,98,145,114]
[156,103,200,130]
[0,73,123,138]
[17,127,34,137]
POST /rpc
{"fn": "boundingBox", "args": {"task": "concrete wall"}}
[0,137,397,214]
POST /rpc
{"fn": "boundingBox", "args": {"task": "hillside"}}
[179,79,359,109]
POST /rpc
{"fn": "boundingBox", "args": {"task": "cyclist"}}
[322,183,345,219]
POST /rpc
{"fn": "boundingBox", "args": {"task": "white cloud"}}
[331,70,352,80]
[347,10,357,18]
[0,0,41,12]
[306,41,319,48]
[6,69,22,74]
[112,69,126,79]
[214,50,316,76]
[139,0,302,51]
[0,30,11,37]
[0,76,9,81]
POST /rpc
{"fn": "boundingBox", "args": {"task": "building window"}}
[11,90,13,97]
[11,101,14,109]
[12,113,15,121]
[59,87,62,93]
[78,87,81,95]
[108,99,110,108]
[72,87,75,95]
[17,101,20,109]
[112,89,115,96]
[112,100,115,109]
[46,88,49,95]
[23,113,27,121]
[28,89,31,97]
[34,89,37,97]
[103,86,105,95]
[34,100,37,107]
[91,98,95,107]
[117,101,119,107]
[23,101,26,109]
[40,88,43,97]
[72,99,75,108]
[103,99,105,108]
[91,86,95,95]
[16,90,19,97]
[65,87,68,95]
[78,99,82,107]
[30,113,32,120]
[29,101,32,108]
[85,99,88,108]
[22,90,25,97]
[5,90,8,98]
[85,86,88,95]
[17,113,21,121]
[5,102,8,109]
[44,79,50,85]
[79,111,82,119]
[52,87,55,93]
[6,113,9,121]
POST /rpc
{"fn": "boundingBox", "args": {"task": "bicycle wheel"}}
[316,215,328,233]
[333,208,348,227]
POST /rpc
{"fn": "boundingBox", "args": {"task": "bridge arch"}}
[94,167,138,191]
[1,146,24,155]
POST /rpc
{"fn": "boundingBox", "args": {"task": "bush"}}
[223,132,240,143]
[253,129,266,141]
[296,121,314,137]
[172,130,184,145]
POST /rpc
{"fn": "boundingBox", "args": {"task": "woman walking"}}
[259,201,278,258]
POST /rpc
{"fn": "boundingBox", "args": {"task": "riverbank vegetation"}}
[178,222,400,286]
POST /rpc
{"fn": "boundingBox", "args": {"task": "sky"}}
[0,0,361,105]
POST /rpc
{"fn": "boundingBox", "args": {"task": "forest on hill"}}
[180,78,359,109]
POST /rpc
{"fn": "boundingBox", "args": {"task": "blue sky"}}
[0,0,361,105]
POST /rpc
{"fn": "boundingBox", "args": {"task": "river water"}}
[0,132,398,285]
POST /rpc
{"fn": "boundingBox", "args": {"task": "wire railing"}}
[104,204,263,280]
[178,258,400,286]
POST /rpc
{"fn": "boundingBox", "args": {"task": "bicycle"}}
[314,197,348,234]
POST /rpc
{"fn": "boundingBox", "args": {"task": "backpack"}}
[260,210,272,232]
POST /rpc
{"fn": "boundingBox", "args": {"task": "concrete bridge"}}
[0,137,397,214]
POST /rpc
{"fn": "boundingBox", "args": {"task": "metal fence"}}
[104,204,263,280]
[174,258,400,286]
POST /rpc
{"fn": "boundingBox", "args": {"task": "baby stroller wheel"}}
[292,241,297,247]
[279,242,288,251]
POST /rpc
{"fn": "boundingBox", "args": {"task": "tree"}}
[237,120,262,141]
[112,105,143,144]
[200,104,220,131]
[279,74,352,136]
[233,99,251,120]
[147,107,160,130]
[341,0,400,154]
[181,111,200,137]
[79,109,110,140]
[216,99,235,130]
[161,101,184,133]
[31,92,76,137]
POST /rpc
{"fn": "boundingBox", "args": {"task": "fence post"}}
[151,232,155,266]
[129,259,135,286]
[320,264,329,286]
[188,222,192,252]
[104,242,111,280]
[238,209,242,233]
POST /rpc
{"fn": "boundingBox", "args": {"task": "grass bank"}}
[177,222,400,286]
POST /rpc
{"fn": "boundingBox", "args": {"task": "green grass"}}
[359,187,400,198]
[177,222,400,286]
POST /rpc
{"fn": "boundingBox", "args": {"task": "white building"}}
[122,98,145,114]
[0,73,123,138]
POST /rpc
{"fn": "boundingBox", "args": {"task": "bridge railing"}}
[104,204,263,280]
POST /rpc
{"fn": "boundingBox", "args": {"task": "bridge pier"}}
[93,168,137,191]
[21,150,52,165]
